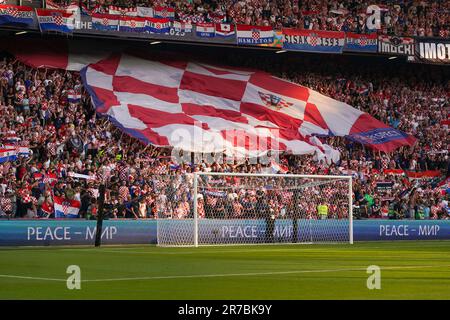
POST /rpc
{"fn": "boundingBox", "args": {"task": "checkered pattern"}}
[21,190,31,203]
[118,186,129,201]
[62,201,69,215]
[53,14,63,26]
[153,179,166,190]
[439,29,448,38]
[102,18,109,26]
[308,35,319,46]
[47,142,56,156]
[259,92,293,110]
[252,30,260,40]
[6,8,18,18]
[154,165,168,174]
[119,166,128,180]
[0,197,12,212]
[381,157,389,169]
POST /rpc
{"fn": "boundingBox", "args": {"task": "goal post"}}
[156,173,353,247]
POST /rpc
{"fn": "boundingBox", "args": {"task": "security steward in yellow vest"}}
[317,203,328,220]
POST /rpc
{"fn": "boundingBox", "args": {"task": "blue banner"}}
[344,32,378,53]
[347,127,410,145]
[282,29,346,53]
[0,219,449,246]
[0,220,155,246]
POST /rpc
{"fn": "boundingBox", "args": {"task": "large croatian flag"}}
[36,8,74,33]
[91,13,119,31]
[80,53,415,156]
[54,196,80,218]
[237,25,274,45]
[0,148,17,163]
[0,5,34,26]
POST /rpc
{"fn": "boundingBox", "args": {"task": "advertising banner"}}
[378,35,414,56]
[236,24,274,45]
[344,32,377,53]
[0,220,155,246]
[282,29,346,53]
[1,219,449,246]
[0,4,34,27]
[414,37,450,65]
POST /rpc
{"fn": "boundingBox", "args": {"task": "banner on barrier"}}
[237,24,274,45]
[414,38,450,64]
[146,17,170,34]
[0,4,34,27]
[344,32,377,53]
[282,29,345,53]
[91,13,119,31]
[36,8,74,33]
[1,220,449,246]
[258,30,283,48]
[118,15,146,33]
[378,35,414,55]
[170,20,192,37]
[196,22,215,38]
[215,23,235,38]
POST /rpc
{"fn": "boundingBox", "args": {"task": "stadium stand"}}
[0,51,448,220]
[50,0,450,37]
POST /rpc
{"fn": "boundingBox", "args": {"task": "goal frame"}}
[191,172,353,247]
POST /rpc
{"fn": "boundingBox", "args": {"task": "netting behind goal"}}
[157,173,353,247]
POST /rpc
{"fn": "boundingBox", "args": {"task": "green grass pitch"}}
[1,241,449,299]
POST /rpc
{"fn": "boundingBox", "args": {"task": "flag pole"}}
[94,183,106,247]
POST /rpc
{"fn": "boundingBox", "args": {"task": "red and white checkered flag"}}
[252,30,260,40]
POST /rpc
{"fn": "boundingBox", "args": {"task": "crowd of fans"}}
[53,0,450,37]
[0,50,448,220]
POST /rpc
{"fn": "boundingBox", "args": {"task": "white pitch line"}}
[61,249,199,255]
[1,264,449,283]
[0,274,66,282]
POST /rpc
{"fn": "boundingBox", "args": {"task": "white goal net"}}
[157,173,353,247]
